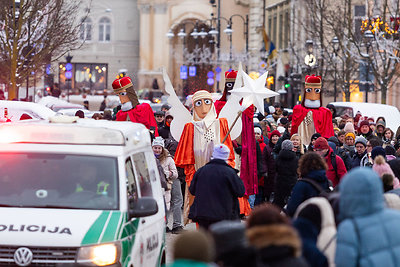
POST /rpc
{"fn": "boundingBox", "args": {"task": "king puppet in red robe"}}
[291,75,334,146]
[113,76,158,136]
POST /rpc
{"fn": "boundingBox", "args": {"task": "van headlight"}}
[77,242,121,266]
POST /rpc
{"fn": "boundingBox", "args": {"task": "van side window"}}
[125,158,138,202]
[132,152,153,197]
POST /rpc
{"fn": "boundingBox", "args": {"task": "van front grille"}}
[0,245,78,266]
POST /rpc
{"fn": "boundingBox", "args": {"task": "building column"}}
[248,0,263,72]
[138,3,152,89]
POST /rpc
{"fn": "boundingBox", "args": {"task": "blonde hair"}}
[291,134,304,154]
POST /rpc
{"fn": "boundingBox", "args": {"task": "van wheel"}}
[161,250,166,265]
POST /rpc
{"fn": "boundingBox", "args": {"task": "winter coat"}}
[343,144,355,158]
[286,170,330,217]
[336,147,352,171]
[247,224,309,267]
[335,168,400,267]
[160,155,178,189]
[189,159,245,222]
[325,147,347,187]
[295,197,337,267]
[360,153,373,167]
[262,142,276,192]
[351,150,367,169]
[360,130,374,141]
[389,158,400,179]
[293,217,329,267]
[275,149,298,187]
[159,124,171,140]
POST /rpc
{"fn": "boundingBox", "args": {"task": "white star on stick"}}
[230,70,279,113]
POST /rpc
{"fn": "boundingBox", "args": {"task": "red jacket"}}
[325,147,347,187]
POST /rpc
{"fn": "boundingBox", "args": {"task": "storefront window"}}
[59,63,108,93]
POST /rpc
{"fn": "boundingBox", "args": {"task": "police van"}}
[0,118,166,266]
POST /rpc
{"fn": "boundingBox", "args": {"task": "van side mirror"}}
[129,197,158,219]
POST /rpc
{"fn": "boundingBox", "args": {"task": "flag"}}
[261,28,277,61]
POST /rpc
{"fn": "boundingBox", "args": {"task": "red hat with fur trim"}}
[268,130,281,140]
[305,75,322,87]
[112,76,133,94]
[225,70,238,82]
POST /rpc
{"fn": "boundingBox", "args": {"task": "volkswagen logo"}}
[14,247,33,266]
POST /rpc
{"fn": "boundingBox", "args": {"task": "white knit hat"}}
[277,126,285,134]
[212,144,230,161]
[254,127,262,135]
[152,136,164,147]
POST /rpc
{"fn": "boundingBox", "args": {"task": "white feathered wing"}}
[162,68,192,142]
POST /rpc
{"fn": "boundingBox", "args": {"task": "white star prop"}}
[230,70,279,113]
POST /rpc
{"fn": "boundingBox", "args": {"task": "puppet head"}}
[112,76,139,111]
[192,90,215,121]
[219,70,238,101]
[302,75,322,109]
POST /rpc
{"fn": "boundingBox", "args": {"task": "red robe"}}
[291,105,334,138]
[116,103,158,136]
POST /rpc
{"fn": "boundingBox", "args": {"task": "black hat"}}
[161,103,171,110]
[328,136,339,146]
[279,117,289,125]
[311,133,322,142]
[209,221,247,256]
[154,110,165,116]
[385,145,396,156]
[298,204,322,233]
[371,146,386,160]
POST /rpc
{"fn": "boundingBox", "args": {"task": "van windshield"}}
[0,153,119,210]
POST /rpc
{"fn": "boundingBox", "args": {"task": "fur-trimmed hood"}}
[246,224,302,257]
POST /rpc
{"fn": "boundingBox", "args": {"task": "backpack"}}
[298,178,341,225]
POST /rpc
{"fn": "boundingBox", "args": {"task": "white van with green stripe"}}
[0,118,166,266]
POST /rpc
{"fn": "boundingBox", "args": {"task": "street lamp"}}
[364,30,374,103]
[331,36,339,102]
[224,14,249,68]
[166,29,174,39]
[304,40,316,74]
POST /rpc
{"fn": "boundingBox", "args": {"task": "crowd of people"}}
[155,100,400,267]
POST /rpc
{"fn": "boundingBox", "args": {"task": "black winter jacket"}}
[275,150,298,186]
[189,159,245,222]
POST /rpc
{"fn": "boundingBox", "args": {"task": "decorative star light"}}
[230,70,279,113]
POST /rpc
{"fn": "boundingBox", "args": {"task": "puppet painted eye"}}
[204,99,212,105]
[315,88,321,93]
[305,88,312,93]
[118,92,127,96]
[195,100,203,107]
[226,82,233,88]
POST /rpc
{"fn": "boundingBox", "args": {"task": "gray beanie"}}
[281,140,294,151]
[355,136,367,147]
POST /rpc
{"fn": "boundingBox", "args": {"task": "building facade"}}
[54,0,140,94]
[137,0,255,95]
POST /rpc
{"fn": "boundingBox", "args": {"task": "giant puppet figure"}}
[174,90,235,224]
[112,76,158,136]
[291,75,334,146]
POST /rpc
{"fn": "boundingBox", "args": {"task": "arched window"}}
[79,17,92,41]
[99,17,111,42]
